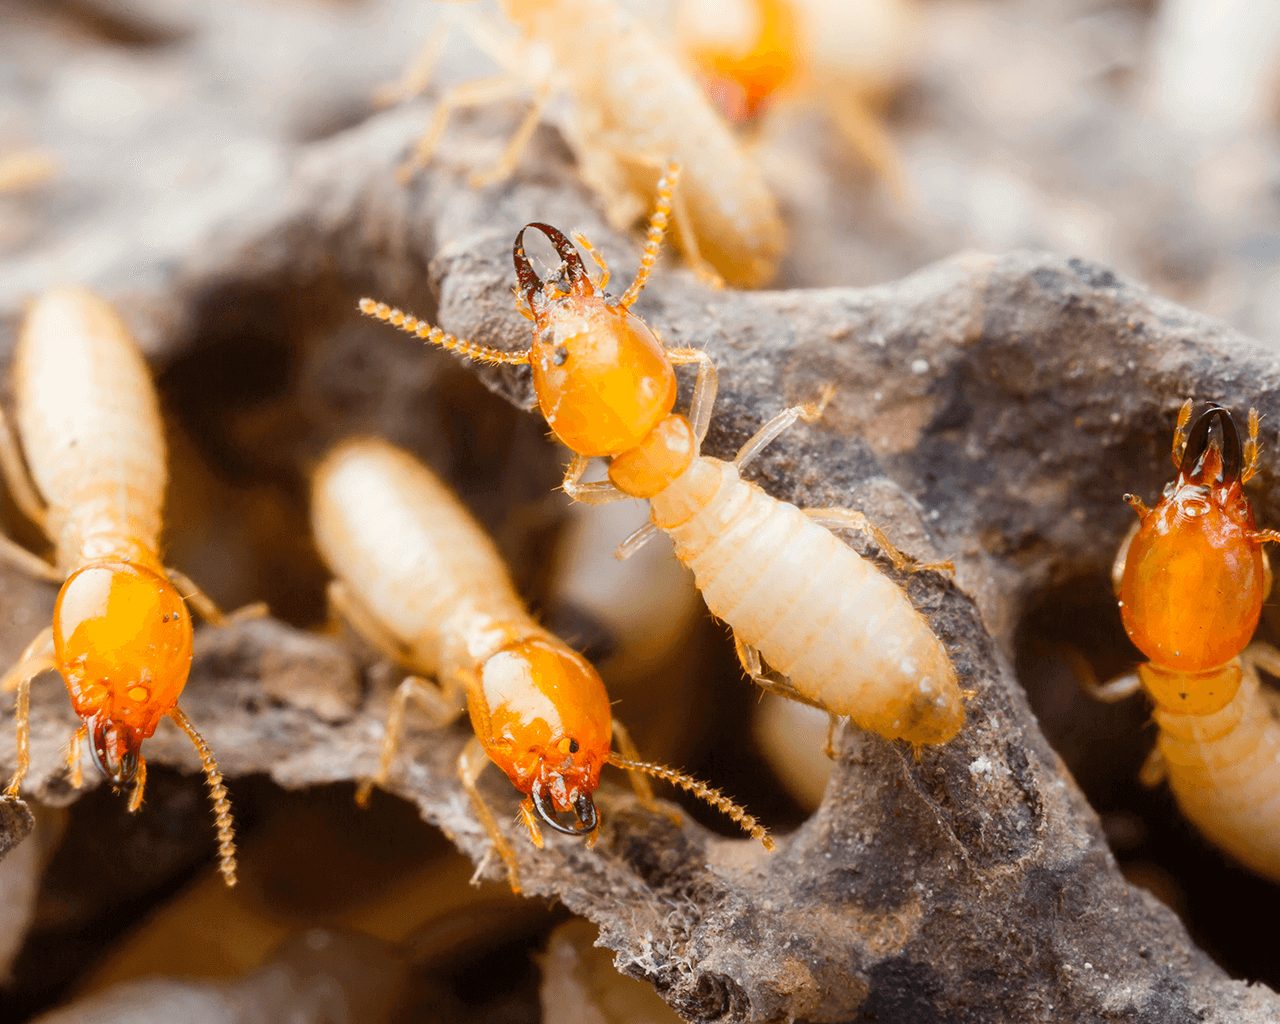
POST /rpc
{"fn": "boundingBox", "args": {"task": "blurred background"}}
[4,0,1280,1020]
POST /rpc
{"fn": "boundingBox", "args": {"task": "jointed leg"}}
[66,724,87,789]
[610,718,657,811]
[1243,408,1263,483]
[665,162,723,290]
[373,27,449,108]
[614,520,659,561]
[1249,530,1280,545]
[827,92,909,202]
[126,757,148,813]
[733,387,834,471]
[805,507,953,575]
[166,568,267,627]
[0,533,59,583]
[398,74,528,182]
[732,632,827,712]
[1139,744,1166,788]
[356,674,463,807]
[668,347,718,446]
[0,405,46,530]
[470,84,551,188]
[3,628,55,798]
[562,455,628,505]
[328,581,413,664]
[571,231,611,293]
[458,736,522,893]
[1171,398,1193,469]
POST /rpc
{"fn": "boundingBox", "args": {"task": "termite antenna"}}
[607,753,774,850]
[358,298,530,367]
[620,161,680,309]
[169,707,239,888]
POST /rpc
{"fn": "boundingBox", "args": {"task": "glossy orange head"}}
[53,560,193,786]
[514,223,677,457]
[684,0,801,122]
[1118,405,1266,672]
[470,635,613,836]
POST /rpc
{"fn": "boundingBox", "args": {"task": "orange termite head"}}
[512,223,678,458]
[472,635,613,839]
[1118,404,1266,671]
[53,560,194,787]
[682,0,802,123]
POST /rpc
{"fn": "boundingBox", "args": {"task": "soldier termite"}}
[379,0,786,288]
[311,437,772,894]
[1093,401,1280,881]
[359,163,965,749]
[0,288,250,887]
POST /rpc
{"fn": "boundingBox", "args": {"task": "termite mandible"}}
[312,437,772,894]
[359,163,965,750]
[1095,401,1280,881]
[0,288,249,887]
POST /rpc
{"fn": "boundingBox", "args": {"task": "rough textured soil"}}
[4,96,1280,1021]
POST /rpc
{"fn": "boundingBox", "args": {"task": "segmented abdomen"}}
[15,288,166,571]
[649,457,962,744]
[311,439,532,674]
[1152,661,1280,880]
[535,0,785,287]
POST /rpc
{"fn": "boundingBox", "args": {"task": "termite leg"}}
[398,74,528,183]
[1138,745,1166,788]
[126,757,148,813]
[169,706,238,887]
[470,84,552,189]
[1170,398,1194,470]
[826,92,909,203]
[328,581,415,664]
[0,404,47,530]
[732,633,828,712]
[166,567,267,627]
[0,533,60,583]
[804,508,954,576]
[372,24,450,108]
[733,387,834,471]
[562,455,628,505]
[458,736,522,894]
[824,714,843,760]
[66,724,87,789]
[356,674,463,807]
[518,799,545,849]
[2,628,55,798]
[610,718,659,813]
[614,521,659,562]
[668,347,719,446]
[1249,530,1280,545]
[1242,408,1263,483]
[571,231,611,293]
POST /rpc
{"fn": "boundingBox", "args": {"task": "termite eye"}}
[568,738,579,754]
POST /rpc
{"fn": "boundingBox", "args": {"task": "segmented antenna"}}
[607,753,774,850]
[358,298,530,367]
[170,707,238,887]
[619,161,681,309]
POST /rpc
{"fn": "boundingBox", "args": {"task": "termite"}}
[0,288,244,887]
[677,0,910,196]
[381,0,786,288]
[358,164,964,748]
[1094,401,1280,881]
[311,436,772,894]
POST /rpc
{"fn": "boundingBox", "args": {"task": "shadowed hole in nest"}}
[153,281,822,837]
[1015,572,1280,988]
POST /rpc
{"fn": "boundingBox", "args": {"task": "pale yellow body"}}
[505,0,786,287]
[1147,657,1280,881]
[15,288,166,571]
[311,439,539,683]
[650,456,962,744]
